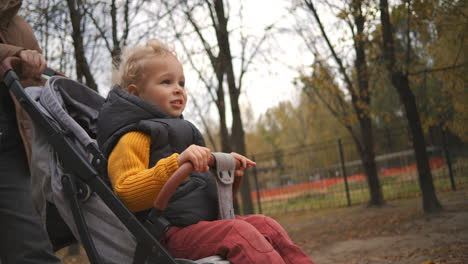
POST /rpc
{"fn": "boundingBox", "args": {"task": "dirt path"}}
[274,190,468,264]
[59,190,468,263]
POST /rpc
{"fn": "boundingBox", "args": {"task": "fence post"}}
[252,156,263,214]
[441,127,456,191]
[338,139,351,206]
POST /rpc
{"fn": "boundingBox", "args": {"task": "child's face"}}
[129,54,187,117]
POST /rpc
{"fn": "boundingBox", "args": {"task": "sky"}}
[229,1,311,117]
[24,0,343,130]
[179,0,319,126]
[176,0,348,131]
[90,1,315,126]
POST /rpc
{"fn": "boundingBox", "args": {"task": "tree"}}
[298,0,384,206]
[252,91,348,153]
[82,0,131,68]
[66,0,98,90]
[25,0,167,91]
[22,0,77,75]
[414,1,468,142]
[162,0,271,214]
[162,0,232,154]
[379,0,442,213]
[84,0,160,68]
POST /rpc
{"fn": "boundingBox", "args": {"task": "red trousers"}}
[161,214,314,264]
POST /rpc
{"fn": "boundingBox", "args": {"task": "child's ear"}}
[127,84,139,96]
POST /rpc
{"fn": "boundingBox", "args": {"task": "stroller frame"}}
[1,58,180,264]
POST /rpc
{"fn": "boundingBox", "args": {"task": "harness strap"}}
[211,152,236,220]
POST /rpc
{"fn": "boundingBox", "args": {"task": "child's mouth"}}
[170,99,184,109]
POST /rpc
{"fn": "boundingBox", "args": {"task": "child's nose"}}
[174,85,183,94]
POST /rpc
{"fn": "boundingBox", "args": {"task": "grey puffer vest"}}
[97,87,218,227]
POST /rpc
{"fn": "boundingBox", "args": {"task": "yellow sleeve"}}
[107,131,180,212]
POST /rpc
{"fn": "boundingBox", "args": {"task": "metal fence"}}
[244,127,468,215]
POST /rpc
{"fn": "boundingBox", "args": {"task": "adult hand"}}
[19,49,47,79]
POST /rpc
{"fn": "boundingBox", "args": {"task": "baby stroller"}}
[0,57,241,264]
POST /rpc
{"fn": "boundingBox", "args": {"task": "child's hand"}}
[230,155,254,194]
[177,145,212,173]
[230,152,256,170]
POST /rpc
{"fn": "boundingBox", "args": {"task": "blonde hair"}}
[118,39,175,90]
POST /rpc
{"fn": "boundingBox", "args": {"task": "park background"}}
[20,0,467,263]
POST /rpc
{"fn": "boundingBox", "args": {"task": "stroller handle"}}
[153,154,242,211]
[1,56,65,78]
[0,57,22,77]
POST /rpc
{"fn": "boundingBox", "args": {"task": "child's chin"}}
[169,108,184,116]
[169,111,182,117]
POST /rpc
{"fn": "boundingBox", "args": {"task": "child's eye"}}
[179,81,185,87]
[161,80,171,85]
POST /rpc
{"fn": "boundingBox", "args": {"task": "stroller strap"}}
[212,152,236,220]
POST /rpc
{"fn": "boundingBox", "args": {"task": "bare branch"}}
[409,63,467,75]
[111,0,119,47]
[83,3,112,53]
[189,93,219,151]
[183,2,218,69]
[303,0,356,96]
[238,26,272,92]
[122,0,130,46]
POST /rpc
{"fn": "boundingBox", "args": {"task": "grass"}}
[254,163,468,215]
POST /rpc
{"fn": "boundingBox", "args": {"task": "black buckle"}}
[144,210,172,241]
[87,143,107,175]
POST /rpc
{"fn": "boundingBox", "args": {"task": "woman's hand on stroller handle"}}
[18,50,47,79]
[0,57,22,77]
[1,56,65,80]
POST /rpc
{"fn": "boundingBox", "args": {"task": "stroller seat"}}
[1,59,235,264]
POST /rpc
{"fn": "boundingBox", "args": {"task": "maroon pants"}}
[161,214,314,264]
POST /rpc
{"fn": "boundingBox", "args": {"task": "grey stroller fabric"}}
[28,76,137,263]
[26,76,232,264]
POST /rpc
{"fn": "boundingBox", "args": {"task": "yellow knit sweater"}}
[107,131,180,212]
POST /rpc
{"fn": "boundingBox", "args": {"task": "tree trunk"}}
[66,0,98,91]
[213,0,254,214]
[392,73,442,212]
[111,47,122,68]
[379,0,441,213]
[305,0,383,206]
[352,0,383,206]
[214,71,240,212]
[216,72,232,153]
[229,91,253,214]
[358,117,384,205]
[110,0,128,68]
